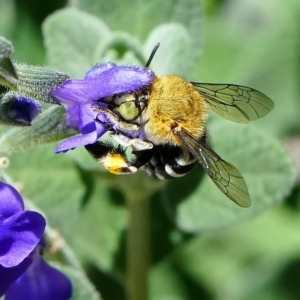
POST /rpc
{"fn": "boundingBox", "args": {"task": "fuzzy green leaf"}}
[7,143,126,271]
[8,146,124,294]
[66,177,127,271]
[0,0,16,36]
[56,264,102,300]
[191,0,300,137]
[7,145,85,232]
[150,206,300,300]
[43,8,111,77]
[150,261,194,300]
[144,23,192,75]
[70,0,201,41]
[70,0,202,75]
[0,106,76,154]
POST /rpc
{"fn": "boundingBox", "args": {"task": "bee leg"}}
[93,107,154,150]
[85,141,137,175]
[93,106,139,132]
[109,131,153,151]
[132,148,158,169]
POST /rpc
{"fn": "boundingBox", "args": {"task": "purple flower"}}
[0,92,42,126]
[4,246,72,300]
[50,63,154,153]
[0,257,33,297]
[0,182,46,296]
[7,95,42,124]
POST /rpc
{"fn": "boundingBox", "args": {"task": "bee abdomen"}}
[165,163,194,177]
[143,146,196,180]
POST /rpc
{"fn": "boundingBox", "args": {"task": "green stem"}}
[126,193,150,300]
[112,174,163,300]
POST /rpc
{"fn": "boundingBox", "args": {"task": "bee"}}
[85,44,274,207]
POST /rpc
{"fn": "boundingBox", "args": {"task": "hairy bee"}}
[85,44,274,207]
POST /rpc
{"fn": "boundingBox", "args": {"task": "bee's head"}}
[104,88,149,122]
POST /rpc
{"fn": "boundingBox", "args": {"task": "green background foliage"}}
[1,0,300,299]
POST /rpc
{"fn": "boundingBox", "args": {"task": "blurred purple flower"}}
[0,257,33,297]
[0,182,46,296]
[50,63,154,153]
[5,246,72,300]
[7,95,42,124]
[0,92,42,126]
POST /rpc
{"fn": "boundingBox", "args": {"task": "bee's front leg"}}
[109,131,153,151]
[93,106,153,151]
[93,106,139,132]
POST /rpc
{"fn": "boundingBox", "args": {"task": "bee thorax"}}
[143,75,208,146]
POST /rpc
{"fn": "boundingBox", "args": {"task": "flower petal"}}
[0,211,46,268]
[95,118,107,136]
[66,100,107,131]
[55,125,106,153]
[78,104,97,134]
[84,62,116,79]
[64,104,80,128]
[0,256,32,297]
[5,257,72,300]
[0,183,24,219]
[50,65,154,104]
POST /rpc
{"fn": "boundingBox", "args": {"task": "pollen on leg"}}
[100,152,137,175]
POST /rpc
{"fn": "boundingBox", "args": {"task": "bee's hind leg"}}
[85,141,137,175]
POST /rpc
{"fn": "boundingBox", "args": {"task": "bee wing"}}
[191,82,274,124]
[176,128,251,207]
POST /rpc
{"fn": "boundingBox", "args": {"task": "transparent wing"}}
[191,82,274,123]
[176,128,251,207]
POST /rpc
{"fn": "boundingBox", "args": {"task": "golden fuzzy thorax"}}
[141,75,208,146]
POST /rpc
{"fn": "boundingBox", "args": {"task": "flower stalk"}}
[113,174,163,300]
[126,192,150,300]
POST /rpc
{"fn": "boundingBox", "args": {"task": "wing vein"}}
[175,128,251,207]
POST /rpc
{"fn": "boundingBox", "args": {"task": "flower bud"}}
[0,36,18,88]
[14,63,70,104]
[0,92,42,126]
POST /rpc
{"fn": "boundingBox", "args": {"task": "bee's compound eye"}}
[116,101,140,121]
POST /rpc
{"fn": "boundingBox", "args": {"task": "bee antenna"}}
[145,43,160,68]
